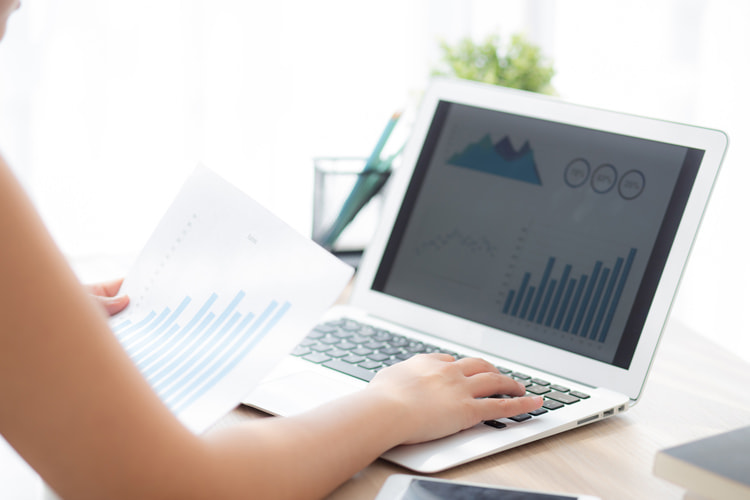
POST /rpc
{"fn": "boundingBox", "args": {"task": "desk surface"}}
[219,318,750,500]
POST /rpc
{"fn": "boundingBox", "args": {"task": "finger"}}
[417,352,456,363]
[475,395,544,422]
[85,278,125,298]
[467,372,527,398]
[453,356,500,377]
[95,294,130,316]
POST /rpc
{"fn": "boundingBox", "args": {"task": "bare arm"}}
[0,157,541,500]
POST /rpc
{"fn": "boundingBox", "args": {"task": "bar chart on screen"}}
[501,248,637,343]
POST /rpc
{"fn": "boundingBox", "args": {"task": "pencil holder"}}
[312,157,390,263]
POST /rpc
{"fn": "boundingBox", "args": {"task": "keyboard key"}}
[310,344,332,352]
[380,347,402,355]
[332,329,354,338]
[406,342,427,353]
[336,340,357,350]
[529,408,549,416]
[290,346,311,356]
[496,366,513,374]
[530,377,550,386]
[373,330,392,341]
[509,413,532,422]
[351,347,373,356]
[484,420,507,429]
[323,359,375,382]
[358,326,377,336]
[368,352,390,362]
[550,384,570,392]
[546,391,580,405]
[512,372,531,380]
[314,324,337,334]
[526,384,551,395]
[326,348,349,358]
[570,390,590,399]
[359,360,382,370]
[543,400,564,410]
[342,355,366,364]
[302,352,332,364]
[389,336,409,347]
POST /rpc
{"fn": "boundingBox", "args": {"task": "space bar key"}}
[322,359,376,382]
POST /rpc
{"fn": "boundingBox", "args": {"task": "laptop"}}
[242,78,727,473]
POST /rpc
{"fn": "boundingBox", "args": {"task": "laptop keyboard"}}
[292,318,589,427]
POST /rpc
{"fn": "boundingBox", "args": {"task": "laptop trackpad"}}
[245,369,362,416]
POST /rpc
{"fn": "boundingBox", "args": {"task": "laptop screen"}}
[372,100,703,369]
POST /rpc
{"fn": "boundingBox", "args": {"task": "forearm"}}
[202,388,408,500]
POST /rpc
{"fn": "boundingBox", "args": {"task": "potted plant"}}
[432,34,555,94]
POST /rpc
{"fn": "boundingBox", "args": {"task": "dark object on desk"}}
[653,425,750,500]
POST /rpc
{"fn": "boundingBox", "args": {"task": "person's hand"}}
[85,278,130,316]
[366,353,543,445]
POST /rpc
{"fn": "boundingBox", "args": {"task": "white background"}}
[1,1,749,497]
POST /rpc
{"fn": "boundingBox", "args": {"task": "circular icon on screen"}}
[591,164,617,194]
[564,158,590,188]
[618,170,646,200]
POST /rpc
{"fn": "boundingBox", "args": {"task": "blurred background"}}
[0,0,747,359]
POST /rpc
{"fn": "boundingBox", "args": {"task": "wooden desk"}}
[220,318,750,499]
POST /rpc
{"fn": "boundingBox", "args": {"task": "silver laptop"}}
[242,78,727,473]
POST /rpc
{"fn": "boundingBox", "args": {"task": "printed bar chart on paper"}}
[111,166,353,433]
[112,292,290,415]
[503,248,637,343]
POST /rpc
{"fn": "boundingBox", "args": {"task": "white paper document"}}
[109,166,354,433]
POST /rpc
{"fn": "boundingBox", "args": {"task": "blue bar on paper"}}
[529,257,556,322]
[547,265,572,327]
[564,276,588,332]
[113,310,155,337]
[599,248,637,343]
[503,290,516,315]
[111,319,133,334]
[520,286,536,320]
[573,262,602,335]
[537,280,557,324]
[126,297,192,357]
[137,293,218,373]
[582,268,610,338]
[171,300,292,414]
[159,311,243,404]
[123,296,192,353]
[591,257,623,341]
[120,307,171,347]
[555,278,577,330]
[166,301,277,410]
[512,273,531,317]
[153,291,246,395]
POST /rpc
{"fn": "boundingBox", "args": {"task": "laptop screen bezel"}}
[350,78,727,401]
